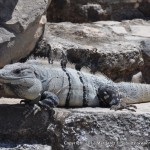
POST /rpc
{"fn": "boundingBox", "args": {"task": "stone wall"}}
[47,0,150,23]
[0,0,51,68]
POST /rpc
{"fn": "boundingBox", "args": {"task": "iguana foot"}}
[97,85,137,112]
[23,91,59,118]
[110,102,137,112]
[23,104,41,118]
[38,101,55,116]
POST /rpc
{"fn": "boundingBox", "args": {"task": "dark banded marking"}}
[62,68,71,107]
[77,71,88,106]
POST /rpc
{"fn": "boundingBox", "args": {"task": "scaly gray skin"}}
[0,62,149,111]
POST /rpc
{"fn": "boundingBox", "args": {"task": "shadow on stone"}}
[0,0,18,22]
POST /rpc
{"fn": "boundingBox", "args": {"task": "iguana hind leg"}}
[97,85,137,111]
[97,85,120,107]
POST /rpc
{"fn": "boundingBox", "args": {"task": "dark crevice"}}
[47,0,150,23]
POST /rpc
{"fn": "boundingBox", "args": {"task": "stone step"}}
[0,98,150,150]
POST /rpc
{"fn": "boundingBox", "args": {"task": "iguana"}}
[0,61,149,112]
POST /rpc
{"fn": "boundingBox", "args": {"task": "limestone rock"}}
[0,144,51,150]
[131,72,142,83]
[0,101,150,150]
[130,25,150,38]
[47,0,150,22]
[0,0,51,68]
[36,19,150,81]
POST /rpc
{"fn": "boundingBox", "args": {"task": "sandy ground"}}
[0,97,150,114]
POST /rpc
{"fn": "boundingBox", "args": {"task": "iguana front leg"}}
[97,85,137,111]
[39,91,59,108]
[22,91,59,118]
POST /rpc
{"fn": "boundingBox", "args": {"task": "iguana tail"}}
[117,82,150,104]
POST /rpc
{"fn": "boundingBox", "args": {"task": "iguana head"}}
[0,63,42,100]
[0,63,34,81]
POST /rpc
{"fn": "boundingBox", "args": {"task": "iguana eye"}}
[13,69,21,74]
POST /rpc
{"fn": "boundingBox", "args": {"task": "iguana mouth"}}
[0,76,33,84]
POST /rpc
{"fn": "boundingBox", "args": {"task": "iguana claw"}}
[20,99,32,105]
[23,103,55,118]
[23,104,41,118]
[110,103,137,112]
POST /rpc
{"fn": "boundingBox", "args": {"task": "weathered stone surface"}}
[36,19,150,81]
[141,40,150,83]
[0,143,51,150]
[47,0,150,23]
[130,25,150,38]
[0,0,51,68]
[0,99,150,150]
